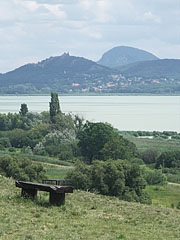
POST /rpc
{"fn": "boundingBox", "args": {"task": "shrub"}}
[40,129,76,156]
[66,160,151,204]
[66,160,92,190]
[0,155,47,182]
[141,165,167,185]
[176,201,180,210]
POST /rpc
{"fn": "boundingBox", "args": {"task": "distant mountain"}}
[116,59,180,79]
[97,46,159,68]
[0,53,114,93]
[0,51,179,95]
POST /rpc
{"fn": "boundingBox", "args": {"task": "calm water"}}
[0,95,180,132]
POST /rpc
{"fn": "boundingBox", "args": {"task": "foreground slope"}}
[97,46,159,68]
[1,176,180,240]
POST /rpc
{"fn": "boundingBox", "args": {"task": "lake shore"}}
[0,93,180,96]
[0,95,179,132]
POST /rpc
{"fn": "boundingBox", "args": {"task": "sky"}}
[0,0,180,73]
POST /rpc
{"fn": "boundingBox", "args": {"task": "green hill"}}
[1,176,180,240]
[0,50,179,94]
[97,46,159,68]
[116,59,180,79]
[0,53,114,94]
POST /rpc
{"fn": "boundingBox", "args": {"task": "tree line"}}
[0,92,179,203]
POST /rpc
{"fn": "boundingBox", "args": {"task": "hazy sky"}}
[0,0,180,73]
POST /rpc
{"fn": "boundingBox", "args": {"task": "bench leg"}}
[21,188,37,200]
[49,192,65,206]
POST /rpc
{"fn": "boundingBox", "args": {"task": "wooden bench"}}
[15,180,73,205]
[42,179,72,186]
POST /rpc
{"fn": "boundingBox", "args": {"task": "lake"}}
[0,95,179,132]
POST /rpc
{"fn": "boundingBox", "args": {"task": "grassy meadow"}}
[146,184,180,208]
[1,176,180,240]
[0,151,72,166]
[134,138,180,152]
[44,164,72,179]
[120,132,180,153]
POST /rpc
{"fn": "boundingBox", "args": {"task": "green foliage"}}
[0,155,47,181]
[73,114,85,135]
[141,165,167,185]
[100,136,137,161]
[67,160,150,204]
[0,114,8,131]
[8,129,30,148]
[49,92,61,122]
[176,201,180,210]
[33,142,46,156]
[0,112,50,131]
[51,113,75,131]
[67,160,92,190]
[155,151,180,168]
[78,121,137,164]
[35,129,77,157]
[141,149,159,164]
[78,121,116,163]
[19,103,28,116]
[0,137,11,148]
[0,93,83,162]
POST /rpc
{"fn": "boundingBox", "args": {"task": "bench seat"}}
[15,180,74,205]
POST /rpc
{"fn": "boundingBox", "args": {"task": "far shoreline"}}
[0,93,180,97]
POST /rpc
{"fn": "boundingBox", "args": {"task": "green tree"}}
[19,103,28,116]
[78,121,117,164]
[49,92,61,122]
[78,121,137,164]
[141,165,167,185]
[8,129,30,148]
[0,114,8,131]
[100,136,136,161]
[141,149,159,164]
[155,151,180,168]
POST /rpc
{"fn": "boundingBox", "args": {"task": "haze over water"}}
[0,96,179,132]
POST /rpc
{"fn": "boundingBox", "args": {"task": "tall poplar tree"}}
[19,103,28,116]
[49,92,61,122]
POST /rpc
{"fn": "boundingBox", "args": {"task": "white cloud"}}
[13,0,40,11]
[42,4,66,18]
[0,0,179,72]
[141,11,161,24]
